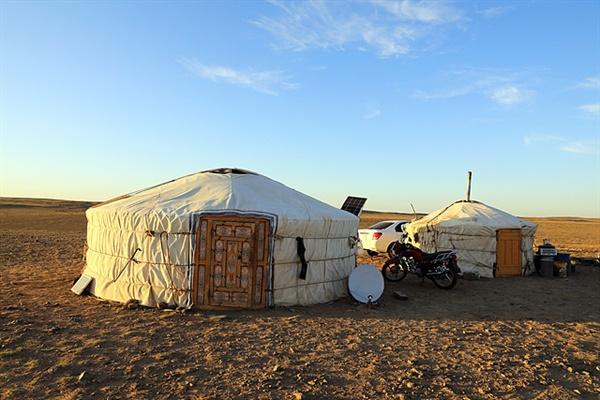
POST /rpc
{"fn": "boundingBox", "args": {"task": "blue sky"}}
[1,0,599,217]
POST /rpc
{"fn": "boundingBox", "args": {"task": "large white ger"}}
[404,200,538,278]
[82,168,360,309]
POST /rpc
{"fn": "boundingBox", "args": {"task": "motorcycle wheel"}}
[382,259,408,282]
[430,260,458,289]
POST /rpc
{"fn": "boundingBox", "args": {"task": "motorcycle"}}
[382,238,462,289]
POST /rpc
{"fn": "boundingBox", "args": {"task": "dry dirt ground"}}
[1,198,599,400]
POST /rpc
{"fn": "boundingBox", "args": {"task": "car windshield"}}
[369,221,394,230]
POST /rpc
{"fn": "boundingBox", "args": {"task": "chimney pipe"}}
[466,171,472,201]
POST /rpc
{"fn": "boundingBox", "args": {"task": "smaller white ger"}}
[404,200,538,278]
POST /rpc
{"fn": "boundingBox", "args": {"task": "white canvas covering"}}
[404,200,537,278]
[82,168,359,308]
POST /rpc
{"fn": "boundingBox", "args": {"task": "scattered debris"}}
[158,302,176,310]
[208,314,229,320]
[393,291,409,301]
[78,371,92,383]
[462,271,481,281]
[124,299,140,309]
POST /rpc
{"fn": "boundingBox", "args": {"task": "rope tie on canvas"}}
[271,234,354,240]
[274,253,356,266]
[114,248,141,282]
[146,230,186,291]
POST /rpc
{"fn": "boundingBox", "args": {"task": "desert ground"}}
[1,197,599,400]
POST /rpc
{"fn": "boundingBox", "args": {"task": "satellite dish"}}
[348,264,384,303]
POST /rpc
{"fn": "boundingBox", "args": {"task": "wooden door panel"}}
[496,229,522,277]
[194,217,269,309]
[210,221,251,307]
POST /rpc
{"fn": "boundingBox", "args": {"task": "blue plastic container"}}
[555,253,572,275]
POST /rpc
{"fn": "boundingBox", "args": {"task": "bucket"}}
[555,253,572,275]
[554,261,567,278]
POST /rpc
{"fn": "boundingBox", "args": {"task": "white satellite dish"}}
[348,264,385,303]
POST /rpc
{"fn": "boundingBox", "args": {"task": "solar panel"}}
[341,196,367,217]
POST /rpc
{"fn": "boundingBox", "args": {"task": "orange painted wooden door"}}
[195,217,269,309]
[496,229,522,277]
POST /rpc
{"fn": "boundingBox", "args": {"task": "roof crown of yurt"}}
[77,168,361,309]
[403,172,538,278]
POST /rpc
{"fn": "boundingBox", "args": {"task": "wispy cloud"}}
[572,79,600,116]
[524,135,599,155]
[489,86,534,105]
[415,66,536,105]
[252,0,467,58]
[178,57,298,95]
[577,77,600,89]
[373,0,464,23]
[523,135,562,146]
[560,141,599,154]
[478,5,514,19]
[578,104,600,116]
[363,103,381,119]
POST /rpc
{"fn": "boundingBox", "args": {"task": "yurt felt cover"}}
[404,200,537,278]
[82,169,359,308]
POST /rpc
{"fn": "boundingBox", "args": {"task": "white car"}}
[358,220,410,256]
